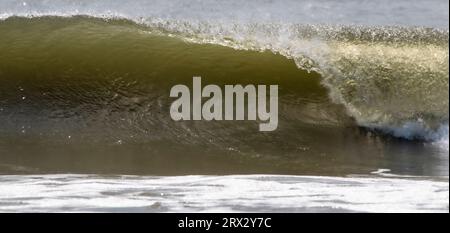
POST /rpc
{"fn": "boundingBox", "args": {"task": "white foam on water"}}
[365,122,449,153]
[433,125,450,151]
[0,174,447,213]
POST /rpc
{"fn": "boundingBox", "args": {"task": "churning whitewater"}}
[0,174,448,213]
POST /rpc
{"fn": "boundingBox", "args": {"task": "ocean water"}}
[0,0,448,212]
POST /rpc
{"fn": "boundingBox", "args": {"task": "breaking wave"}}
[0,15,448,145]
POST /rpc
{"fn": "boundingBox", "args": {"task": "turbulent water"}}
[0,0,448,212]
[0,173,448,213]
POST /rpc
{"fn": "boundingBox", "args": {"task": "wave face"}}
[0,1,448,176]
[1,16,448,141]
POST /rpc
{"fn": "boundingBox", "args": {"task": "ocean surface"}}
[0,0,448,212]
